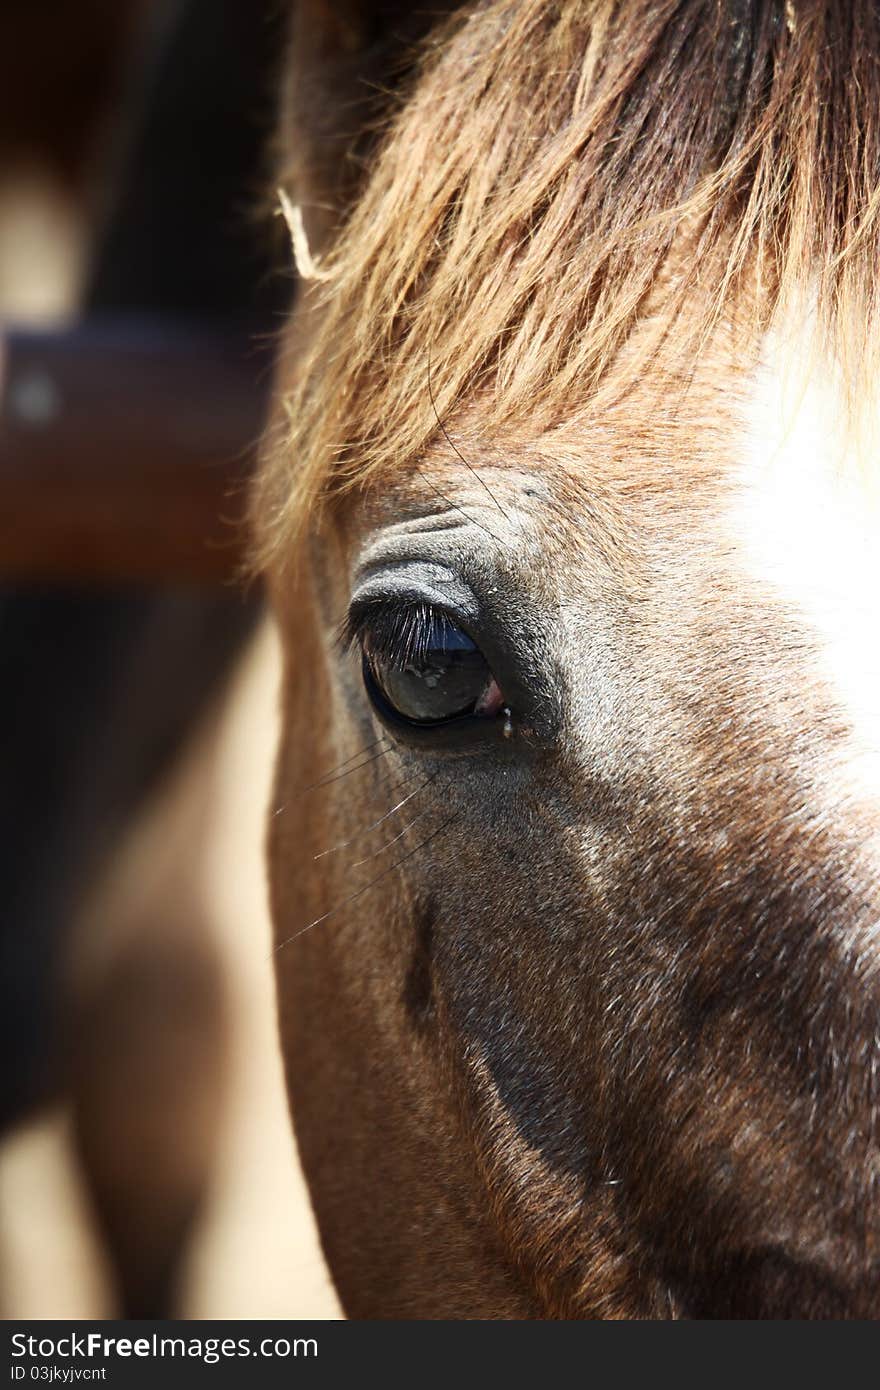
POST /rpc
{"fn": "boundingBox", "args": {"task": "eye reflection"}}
[358,606,503,726]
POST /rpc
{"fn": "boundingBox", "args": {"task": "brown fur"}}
[257,1,880,1317]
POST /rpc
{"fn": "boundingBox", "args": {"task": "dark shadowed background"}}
[0,0,338,1318]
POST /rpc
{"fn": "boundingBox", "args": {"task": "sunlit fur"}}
[256,0,880,562]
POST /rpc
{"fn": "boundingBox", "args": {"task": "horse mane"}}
[256,0,880,563]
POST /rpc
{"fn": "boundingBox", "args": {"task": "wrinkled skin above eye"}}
[364,617,497,724]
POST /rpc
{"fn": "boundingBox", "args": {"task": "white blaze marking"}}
[736,322,880,804]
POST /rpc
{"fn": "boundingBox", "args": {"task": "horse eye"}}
[362,612,502,726]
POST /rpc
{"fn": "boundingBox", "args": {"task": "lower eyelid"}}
[474,679,504,717]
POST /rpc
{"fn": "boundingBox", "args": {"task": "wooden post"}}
[0,318,271,583]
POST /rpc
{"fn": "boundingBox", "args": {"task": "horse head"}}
[256,0,880,1317]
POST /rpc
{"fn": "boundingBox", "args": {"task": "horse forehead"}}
[731,328,880,797]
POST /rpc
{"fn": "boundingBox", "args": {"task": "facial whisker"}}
[349,801,433,869]
[313,772,439,859]
[275,814,457,951]
[371,770,412,798]
[303,735,389,787]
[271,733,386,811]
[303,743,393,792]
[426,348,511,522]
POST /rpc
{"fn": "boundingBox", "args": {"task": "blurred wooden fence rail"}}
[0,317,271,583]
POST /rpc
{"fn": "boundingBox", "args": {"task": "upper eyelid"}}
[349,561,481,622]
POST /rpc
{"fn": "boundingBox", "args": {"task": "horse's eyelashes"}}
[342,599,467,669]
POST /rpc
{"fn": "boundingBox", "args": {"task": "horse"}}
[255,0,880,1317]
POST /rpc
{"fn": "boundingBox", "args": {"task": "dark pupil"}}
[366,617,490,724]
